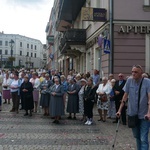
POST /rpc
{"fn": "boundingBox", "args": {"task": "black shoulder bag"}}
[128,78,144,128]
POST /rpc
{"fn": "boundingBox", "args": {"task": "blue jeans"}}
[132,119,149,150]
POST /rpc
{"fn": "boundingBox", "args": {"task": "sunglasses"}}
[118,76,123,77]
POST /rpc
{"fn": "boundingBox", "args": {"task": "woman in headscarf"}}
[49,77,64,124]
[67,78,80,119]
[40,73,53,116]
[60,75,68,109]
[21,76,34,116]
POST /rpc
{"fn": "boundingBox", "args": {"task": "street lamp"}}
[9,39,15,71]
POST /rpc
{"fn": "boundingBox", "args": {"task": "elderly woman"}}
[40,74,53,116]
[96,77,111,122]
[30,72,40,113]
[67,78,80,119]
[108,79,116,119]
[75,74,81,87]
[50,78,64,124]
[60,75,68,109]
[78,78,87,121]
[21,76,34,116]
[2,72,12,104]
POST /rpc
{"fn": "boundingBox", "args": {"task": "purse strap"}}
[137,78,144,111]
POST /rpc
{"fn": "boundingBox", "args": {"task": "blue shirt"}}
[61,81,68,92]
[124,77,150,119]
[92,74,100,85]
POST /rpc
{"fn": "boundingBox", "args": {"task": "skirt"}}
[40,93,50,107]
[97,99,109,110]
[2,90,11,99]
[33,89,39,102]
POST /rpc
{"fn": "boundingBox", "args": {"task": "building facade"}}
[0,32,44,69]
[47,0,150,77]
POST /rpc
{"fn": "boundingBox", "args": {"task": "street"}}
[0,102,137,150]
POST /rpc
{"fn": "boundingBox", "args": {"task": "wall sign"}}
[119,25,150,34]
[81,7,107,22]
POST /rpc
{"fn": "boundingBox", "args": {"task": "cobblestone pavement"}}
[0,100,140,150]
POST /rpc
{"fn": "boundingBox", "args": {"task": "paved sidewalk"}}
[0,102,138,150]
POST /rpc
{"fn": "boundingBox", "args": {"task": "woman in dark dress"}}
[21,76,34,116]
[40,74,53,116]
[50,78,64,124]
[67,78,80,119]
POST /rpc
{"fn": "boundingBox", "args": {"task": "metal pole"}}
[11,46,13,71]
[109,0,113,74]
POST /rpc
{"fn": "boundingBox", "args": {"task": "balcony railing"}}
[59,29,86,53]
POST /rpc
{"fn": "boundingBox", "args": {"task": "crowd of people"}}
[0,68,149,125]
[0,65,150,149]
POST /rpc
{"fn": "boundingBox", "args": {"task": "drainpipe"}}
[109,0,113,74]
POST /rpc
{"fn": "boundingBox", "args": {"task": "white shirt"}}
[33,78,40,90]
[10,79,19,93]
[96,83,112,96]
[2,78,12,90]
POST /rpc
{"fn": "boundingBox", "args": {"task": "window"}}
[20,51,22,56]
[27,52,29,56]
[143,0,150,11]
[5,50,8,55]
[35,45,37,50]
[31,44,33,49]
[5,41,8,46]
[144,0,150,5]
[20,42,22,47]
[0,41,2,46]
[0,49,2,55]
[34,53,36,58]
[27,44,29,48]
[31,53,33,57]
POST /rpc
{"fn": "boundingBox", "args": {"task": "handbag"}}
[128,78,144,128]
[99,94,108,102]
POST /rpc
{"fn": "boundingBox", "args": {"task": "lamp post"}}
[9,39,15,71]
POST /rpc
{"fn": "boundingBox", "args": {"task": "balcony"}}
[59,29,86,57]
[56,0,86,31]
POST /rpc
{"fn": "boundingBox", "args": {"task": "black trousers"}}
[11,92,19,111]
[115,100,126,123]
[84,100,94,119]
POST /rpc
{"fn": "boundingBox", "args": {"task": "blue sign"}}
[104,39,110,54]
[49,54,54,60]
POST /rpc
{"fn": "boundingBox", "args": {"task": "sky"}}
[0,0,54,44]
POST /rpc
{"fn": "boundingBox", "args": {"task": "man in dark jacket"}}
[113,73,126,125]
